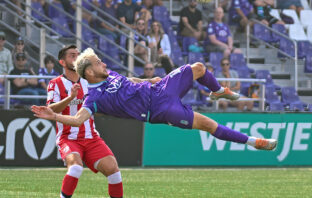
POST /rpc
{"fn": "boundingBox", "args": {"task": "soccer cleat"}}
[254,138,277,150]
[209,87,240,101]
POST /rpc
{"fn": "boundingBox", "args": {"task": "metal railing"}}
[246,19,298,90]
[0,75,267,111]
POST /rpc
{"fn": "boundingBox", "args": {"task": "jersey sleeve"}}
[46,79,60,105]
[82,94,97,116]
[207,23,215,35]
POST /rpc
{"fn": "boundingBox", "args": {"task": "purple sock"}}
[197,69,221,92]
[212,124,248,144]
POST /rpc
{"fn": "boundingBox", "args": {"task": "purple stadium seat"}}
[153,6,170,23]
[51,17,72,37]
[253,23,272,42]
[230,53,254,73]
[48,2,65,19]
[269,103,284,111]
[271,24,287,43]
[255,70,280,90]
[134,66,144,76]
[265,86,282,105]
[209,52,223,71]
[281,87,303,106]
[81,20,96,50]
[188,52,205,64]
[298,41,312,59]
[182,37,198,55]
[155,67,166,77]
[181,88,203,106]
[236,68,252,96]
[278,38,295,58]
[31,2,47,22]
[289,103,305,111]
[171,49,185,67]
[305,54,312,73]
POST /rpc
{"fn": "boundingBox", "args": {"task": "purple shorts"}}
[149,65,194,129]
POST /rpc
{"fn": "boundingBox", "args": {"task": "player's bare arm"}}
[128,77,162,84]
[31,105,91,127]
[48,83,81,113]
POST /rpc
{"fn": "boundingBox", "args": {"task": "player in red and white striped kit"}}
[47,45,123,198]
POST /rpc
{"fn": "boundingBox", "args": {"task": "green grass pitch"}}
[0,168,312,198]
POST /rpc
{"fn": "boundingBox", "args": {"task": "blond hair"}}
[74,48,97,78]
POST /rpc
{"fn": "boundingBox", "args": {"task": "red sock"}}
[108,182,123,198]
[61,174,79,196]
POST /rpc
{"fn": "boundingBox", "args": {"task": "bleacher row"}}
[2,1,312,111]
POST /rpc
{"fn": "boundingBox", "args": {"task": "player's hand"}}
[70,83,81,99]
[31,105,55,120]
[149,77,162,84]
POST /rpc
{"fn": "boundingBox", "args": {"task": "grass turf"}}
[0,168,312,198]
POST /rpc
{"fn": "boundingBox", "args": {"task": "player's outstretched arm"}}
[31,105,91,127]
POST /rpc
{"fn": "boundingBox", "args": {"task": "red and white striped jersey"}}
[47,75,99,144]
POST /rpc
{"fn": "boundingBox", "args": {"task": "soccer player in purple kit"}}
[32,48,277,150]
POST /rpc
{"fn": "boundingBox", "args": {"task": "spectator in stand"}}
[96,0,119,40]
[12,37,29,67]
[277,0,303,16]
[147,20,174,74]
[38,55,59,90]
[117,0,150,31]
[179,0,205,41]
[139,62,156,79]
[251,0,285,26]
[134,18,148,66]
[216,58,253,111]
[10,53,46,105]
[207,7,242,58]
[0,31,13,85]
[229,0,257,31]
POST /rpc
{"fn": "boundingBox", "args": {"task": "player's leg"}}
[192,112,277,150]
[96,156,123,198]
[191,62,240,100]
[61,153,84,198]
[84,137,123,198]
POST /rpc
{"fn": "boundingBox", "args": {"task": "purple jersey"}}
[229,0,253,19]
[83,65,195,129]
[83,71,151,121]
[207,21,232,44]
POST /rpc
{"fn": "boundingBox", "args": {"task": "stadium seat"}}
[269,102,284,111]
[81,20,97,50]
[230,53,254,73]
[289,103,305,111]
[209,52,223,71]
[288,24,308,41]
[171,49,185,67]
[236,68,251,97]
[134,66,144,76]
[281,87,304,106]
[181,88,203,106]
[48,2,66,20]
[153,6,170,23]
[31,2,47,22]
[300,10,312,28]
[182,37,198,55]
[265,86,282,106]
[304,54,312,73]
[51,17,72,37]
[255,70,280,90]
[188,52,205,65]
[278,38,295,58]
[155,67,166,77]
[297,41,312,59]
[253,23,272,42]
[271,24,287,43]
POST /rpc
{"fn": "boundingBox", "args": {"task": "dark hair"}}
[220,57,230,64]
[58,44,77,60]
[44,55,55,65]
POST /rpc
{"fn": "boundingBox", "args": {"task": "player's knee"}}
[67,164,83,178]
[191,62,205,76]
